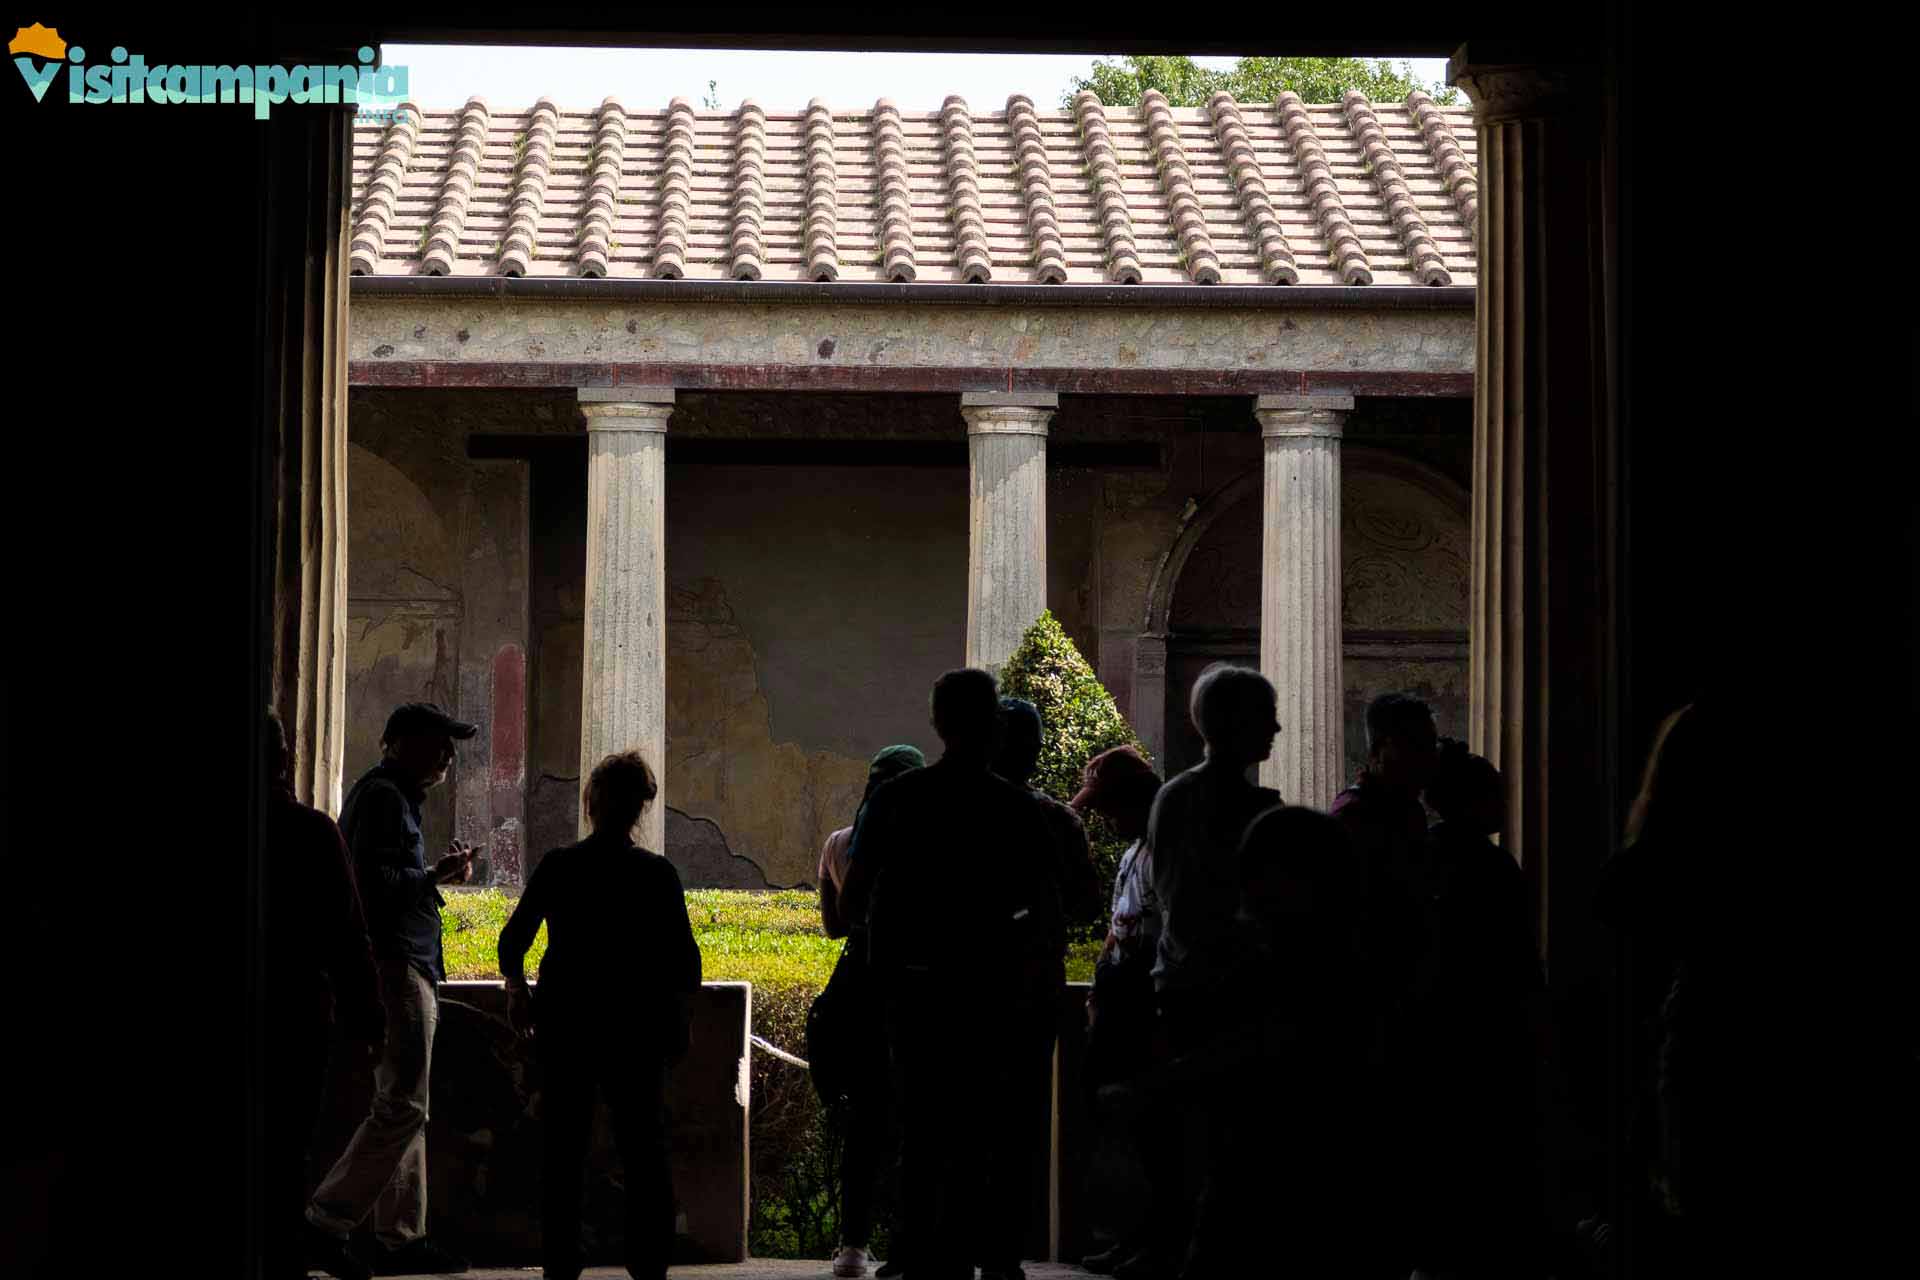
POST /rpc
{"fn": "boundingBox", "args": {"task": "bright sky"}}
[382,45,1453,113]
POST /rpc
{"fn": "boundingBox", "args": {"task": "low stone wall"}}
[307,976,1121,1266]
[310,981,749,1266]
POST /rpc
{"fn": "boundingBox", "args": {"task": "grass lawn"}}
[443,887,1101,997]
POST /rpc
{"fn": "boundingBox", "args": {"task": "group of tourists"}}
[264,665,1723,1280]
[812,668,1546,1280]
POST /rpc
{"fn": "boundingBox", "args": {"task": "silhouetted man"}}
[1331,691,1441,1279]
[983,698,1101,1277]
[843,669,1063,1280]
[994,697,1104,975]
[1409,738,1549,1280]
[1117,807,1370,1279]
[1333,691,1441,1009]
[1141,665,1281,1280]
[306,703,479,1278]
[263,709,385,1280]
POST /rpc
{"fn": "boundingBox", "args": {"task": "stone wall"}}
[347,400,530,882]
[308,981,750,1266]
[346,388,1469,884]
[526,455,968,887]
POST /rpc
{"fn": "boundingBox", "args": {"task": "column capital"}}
[581,400,672,433]
[1447,45,1594,124]
[961,403,1052,437]
[1255,405,1347,440]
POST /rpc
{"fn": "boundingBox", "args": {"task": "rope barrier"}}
[750,1034,810,1070]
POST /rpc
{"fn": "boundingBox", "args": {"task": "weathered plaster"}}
[346,416,531,884]
[349,298,1473,378]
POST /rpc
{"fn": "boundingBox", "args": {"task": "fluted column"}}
[961,392,1054,672]
[1451,47,1612,972]
[1255,394,1350,807]
[578,388,673,852]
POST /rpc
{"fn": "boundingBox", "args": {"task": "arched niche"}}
[1136,449,1471,781]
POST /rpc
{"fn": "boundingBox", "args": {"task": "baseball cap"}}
[381,702,478,744]
[1069,744,1160,814]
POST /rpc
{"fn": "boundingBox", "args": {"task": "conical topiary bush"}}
[997,610,1154,918]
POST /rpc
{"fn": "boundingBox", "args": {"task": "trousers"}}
[307,962,437,1248]
[537,1016,674,1280]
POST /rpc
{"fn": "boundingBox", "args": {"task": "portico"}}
[336,88,1481,881]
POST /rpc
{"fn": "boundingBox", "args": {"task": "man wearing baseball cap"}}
[305,703,479,1278]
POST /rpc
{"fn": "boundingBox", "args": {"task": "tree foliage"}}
[1064,54,1459,108]
[998,610,1153,916]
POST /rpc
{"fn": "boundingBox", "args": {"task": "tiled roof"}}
[351,90,1478,288]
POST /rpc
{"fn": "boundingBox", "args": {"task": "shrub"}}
[997,609,1156,915]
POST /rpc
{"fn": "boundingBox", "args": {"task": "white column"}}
[578,388,673,852]
[961,392,1055,673]
[1255,393,1351,807]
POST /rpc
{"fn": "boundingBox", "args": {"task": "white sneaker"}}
[832,1244,871,1277]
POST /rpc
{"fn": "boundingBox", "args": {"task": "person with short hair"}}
[1186,806,1371,1276]
[1333,691,1443,1010]
[1331,692,1458,1279]
[1408,739,1550,1279]
[994,697,1105,977]
[498,750,701,1280]
[841,669,1064,1280]
[1137,664,1282,1280]
[306,703,480,1279]
[1150,665,1283,1036]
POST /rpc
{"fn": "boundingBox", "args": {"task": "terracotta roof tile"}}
[872,99,918,281]
[1408,89,1478,240]
[803,99,840,281]
[941,97,994,282]
[1007,94,1069,285]
[1207,92,1299,285]
[1344,90,1449,285]
[1277,90,1372,285]
[497,98,558,277]
[1141,89,1221,284]
[350,93,1479,286]
[577,97,626,278]
[421,97,490,276]
[729,100,769,280]
[350,103,422,275]
[1073,91,1145,284]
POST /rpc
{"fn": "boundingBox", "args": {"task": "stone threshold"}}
[341,1265,1097,1279]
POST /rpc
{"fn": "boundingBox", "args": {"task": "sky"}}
[381,45,1454,113]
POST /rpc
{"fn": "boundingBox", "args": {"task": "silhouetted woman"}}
[817,744,925,1279]
[1597,697,1755,1278]
[499,751,701,1280]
